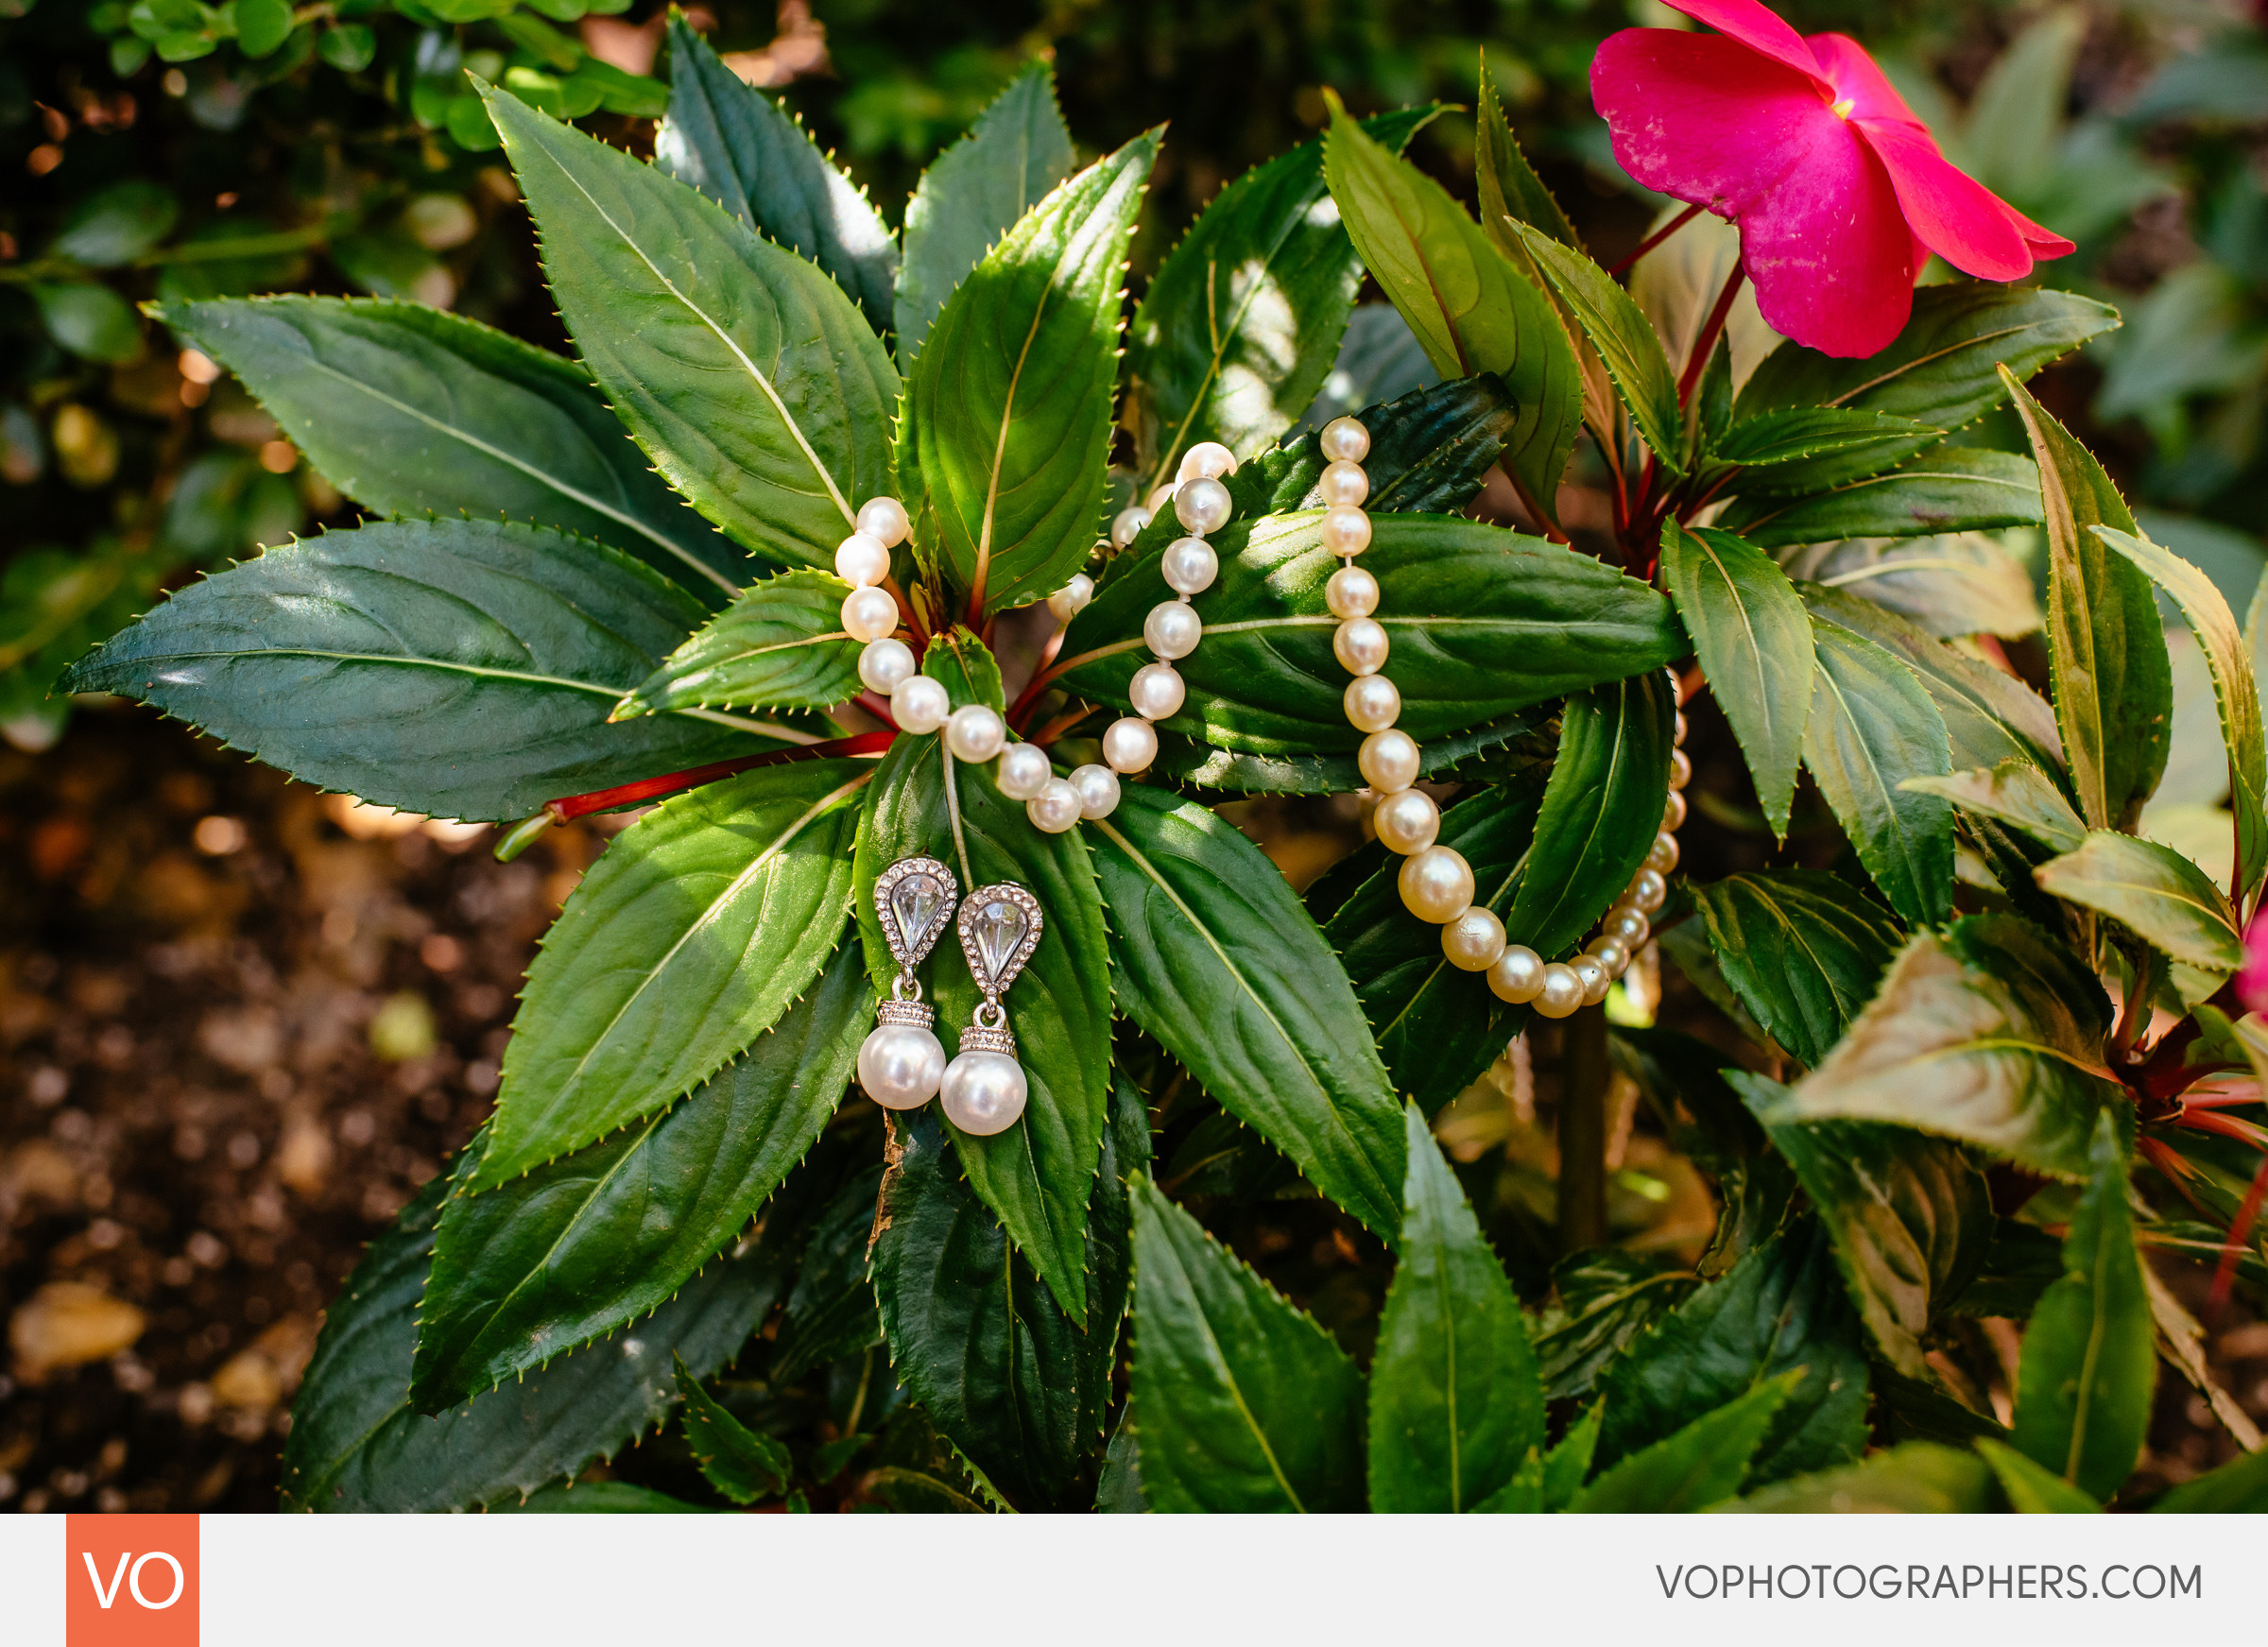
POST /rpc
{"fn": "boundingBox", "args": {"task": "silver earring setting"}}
[858,855,959,1111]
[939,883,1041,1137]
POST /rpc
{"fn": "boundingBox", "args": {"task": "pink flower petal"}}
[1804,33,1928,129]
[1852,118,2034,281]
[1592,30,1921,356]
[1659,0,1833,95]
[2240,908,2268,1015]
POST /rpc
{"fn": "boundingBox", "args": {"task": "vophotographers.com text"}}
[1657,1564,2202,1602]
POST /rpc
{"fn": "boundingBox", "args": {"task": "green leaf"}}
[1158,709,1545,798]
[1541,1403,1601,1510]
[281,1163,781,1512]
[1127,110,1432,484]
[1322,776,1546,1115]
[2153,1442,2268,1511]
[901,132,1157,614]
[871,1080,1144,1511]
[1735,283,2120,487]
[1903,760,2086,854]
[1730,1072,1992,1380]
[1091,784,1405,1237]
[1722,1442,1996,1512]
[1571,1372,1800,1512]
[1719,446,2043,550]
[158,298,746,598]
[895,62,1074,363]
[1060,513,1681,756]
[473,760,869,1190]
[853,730,1112,1319]
[1505,672,1675,963]
[1692,870,1904,1068]
[2097,524,2267,900]
[2010,1112,2156,1502]
[2034,831,2242,972]
[675,1355,791,1503]
[491,1481,714,1512]
[1366,1106,1543,1512]
[1803,617,1955,926]
[616,570,864,717]
[1533,1249,1696,1402]
[1473,57,1579,252]
[52,180,180,266]
[1594,1223,1870,1487]
[59,518,767,822]
[483,83,898,572]
[1775,915,2122,1182]
[406,938,868,1408]
[2004,369,2173,832]
[1660,523,1813,838]
[1509,221,1683,475]
[1128,1176,1366,1512]
[32,283,142,363]
[1714,407,1944,490]
[1781,533,2041,641]
[1977,1438,2102,1512]
[655,17,896,334]
[768,1163,884,1380]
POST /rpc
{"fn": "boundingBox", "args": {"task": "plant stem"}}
[541,729,896,822]
[1557,1004,1611,1251]
[1606,202,1704,277]
[1676,263,1746,412]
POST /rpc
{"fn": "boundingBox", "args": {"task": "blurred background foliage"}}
[3,0,2266,753]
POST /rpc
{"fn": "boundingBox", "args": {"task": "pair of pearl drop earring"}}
[855,855,1044,1137]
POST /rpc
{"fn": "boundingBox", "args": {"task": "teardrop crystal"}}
[889,874,942,952]
[970,898,1027,987]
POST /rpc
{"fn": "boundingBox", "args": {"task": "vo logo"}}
[65,1515,198,1646]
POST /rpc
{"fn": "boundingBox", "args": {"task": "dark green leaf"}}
[1723,1442,1996,1512]
[474,759,869,1189]
[52,180,179,266]
[617,570,864,717]
[1714,407,1944,490]
[1948,1219,2069,1319]
[1804,617,1955,925]
[1660,523,1813,837]
[1156,711,1546,798]
[1541,1403,1601,1510]
[675,1355,791,1503]
[59,518,768,822]
[895,62,1074,362]
[1060,513,1682,756]
[2153,1443,2268,1511]
[484,84,898,572]
[1091,784,1404,1237]
[1780,533,2040,641]
[2004,369,2173,832]
[1473,58,1578,252]
[655,17,896,333]
[1571,1372,1800,1512]
[159,298,745,598]
[1692,870,1904,1068]
[2035,831,2242,971]
[769,1164,884,1380]
[1128,1176,1366,1512]
[33,284,142,363]
[1532,1249,1696,1402]
[1509,221,1682,474]
[1902,760,2086,854]
[409,937,868,1408]
[1720,446,2043,550]
[1095,1415,1146,1512]
[1367,1106,1542,1512]
[1978,1438,2102,1512]
[2010,1113,2156,1501]
[491,1481,714,1512]
[1773,915,2122,1182]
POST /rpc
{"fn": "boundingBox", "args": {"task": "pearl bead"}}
[1399,845,1474,923]
[1128,661,1186,721]
[1532,964,1584,1019]
[1111,506,1153,549]
[841,585,900,643]
[1601,904,1649,947]
[890,675,950,734]
[1662,789,1688,832]
[858,1021,946,1109]
[1317,459,1369,507]
[995,742,1053,799]
[1345,673,1400,733]
[1027,778,1082,833]
[1669,747,1693,790]
[1320,416,1370,463]
[940,1049,1027,1136]
[1103,716,1158,774]
[1442,906,1507,972]
[1586,936,1630,977]
[1572,954,1612,1005]
[857,636,915,695]
[1046,574,1094,625]
[1646,831,1680,873]
[1626,867,1669,914]
[1145,484,1176,513]
[1143,599,1202,660]
[1488,944,1545,1004]
[1326,564,1379,619]
[1071,763,1120,818]
[1333,616,1389,677]
[1161,536,1218,595]
[1177,441,1237,482]
[1371,787,1439,855]
[834,531,891,588]
[1359,729,1420,794]
[945,703,1005,763]
[855,496,909,548]
[1674,711,1690,747]
[1175,475,1233,536]
[1320,504,1372,557]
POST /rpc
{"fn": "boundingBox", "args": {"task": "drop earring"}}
[858,855,959,1111]
[939,883,1042,1136]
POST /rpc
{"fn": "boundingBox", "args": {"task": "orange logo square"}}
[65,1514,198,1647]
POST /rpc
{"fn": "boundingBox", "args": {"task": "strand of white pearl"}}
[1312,413,1691,1021]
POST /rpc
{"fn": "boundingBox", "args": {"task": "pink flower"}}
[2240,908,2268,1016]
[1591,0,2074,358]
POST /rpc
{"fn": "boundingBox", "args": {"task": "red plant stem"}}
[2209,1152,2268,1317]
[1607,202,1704,277]
[884,576,928,653]
[2176,1107,2268,1150]
[1677,263,1747,412]
[856,691,899,728]
[542,730,898,823]
[1029,702,1094,747]
[1009,653,1083,730]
